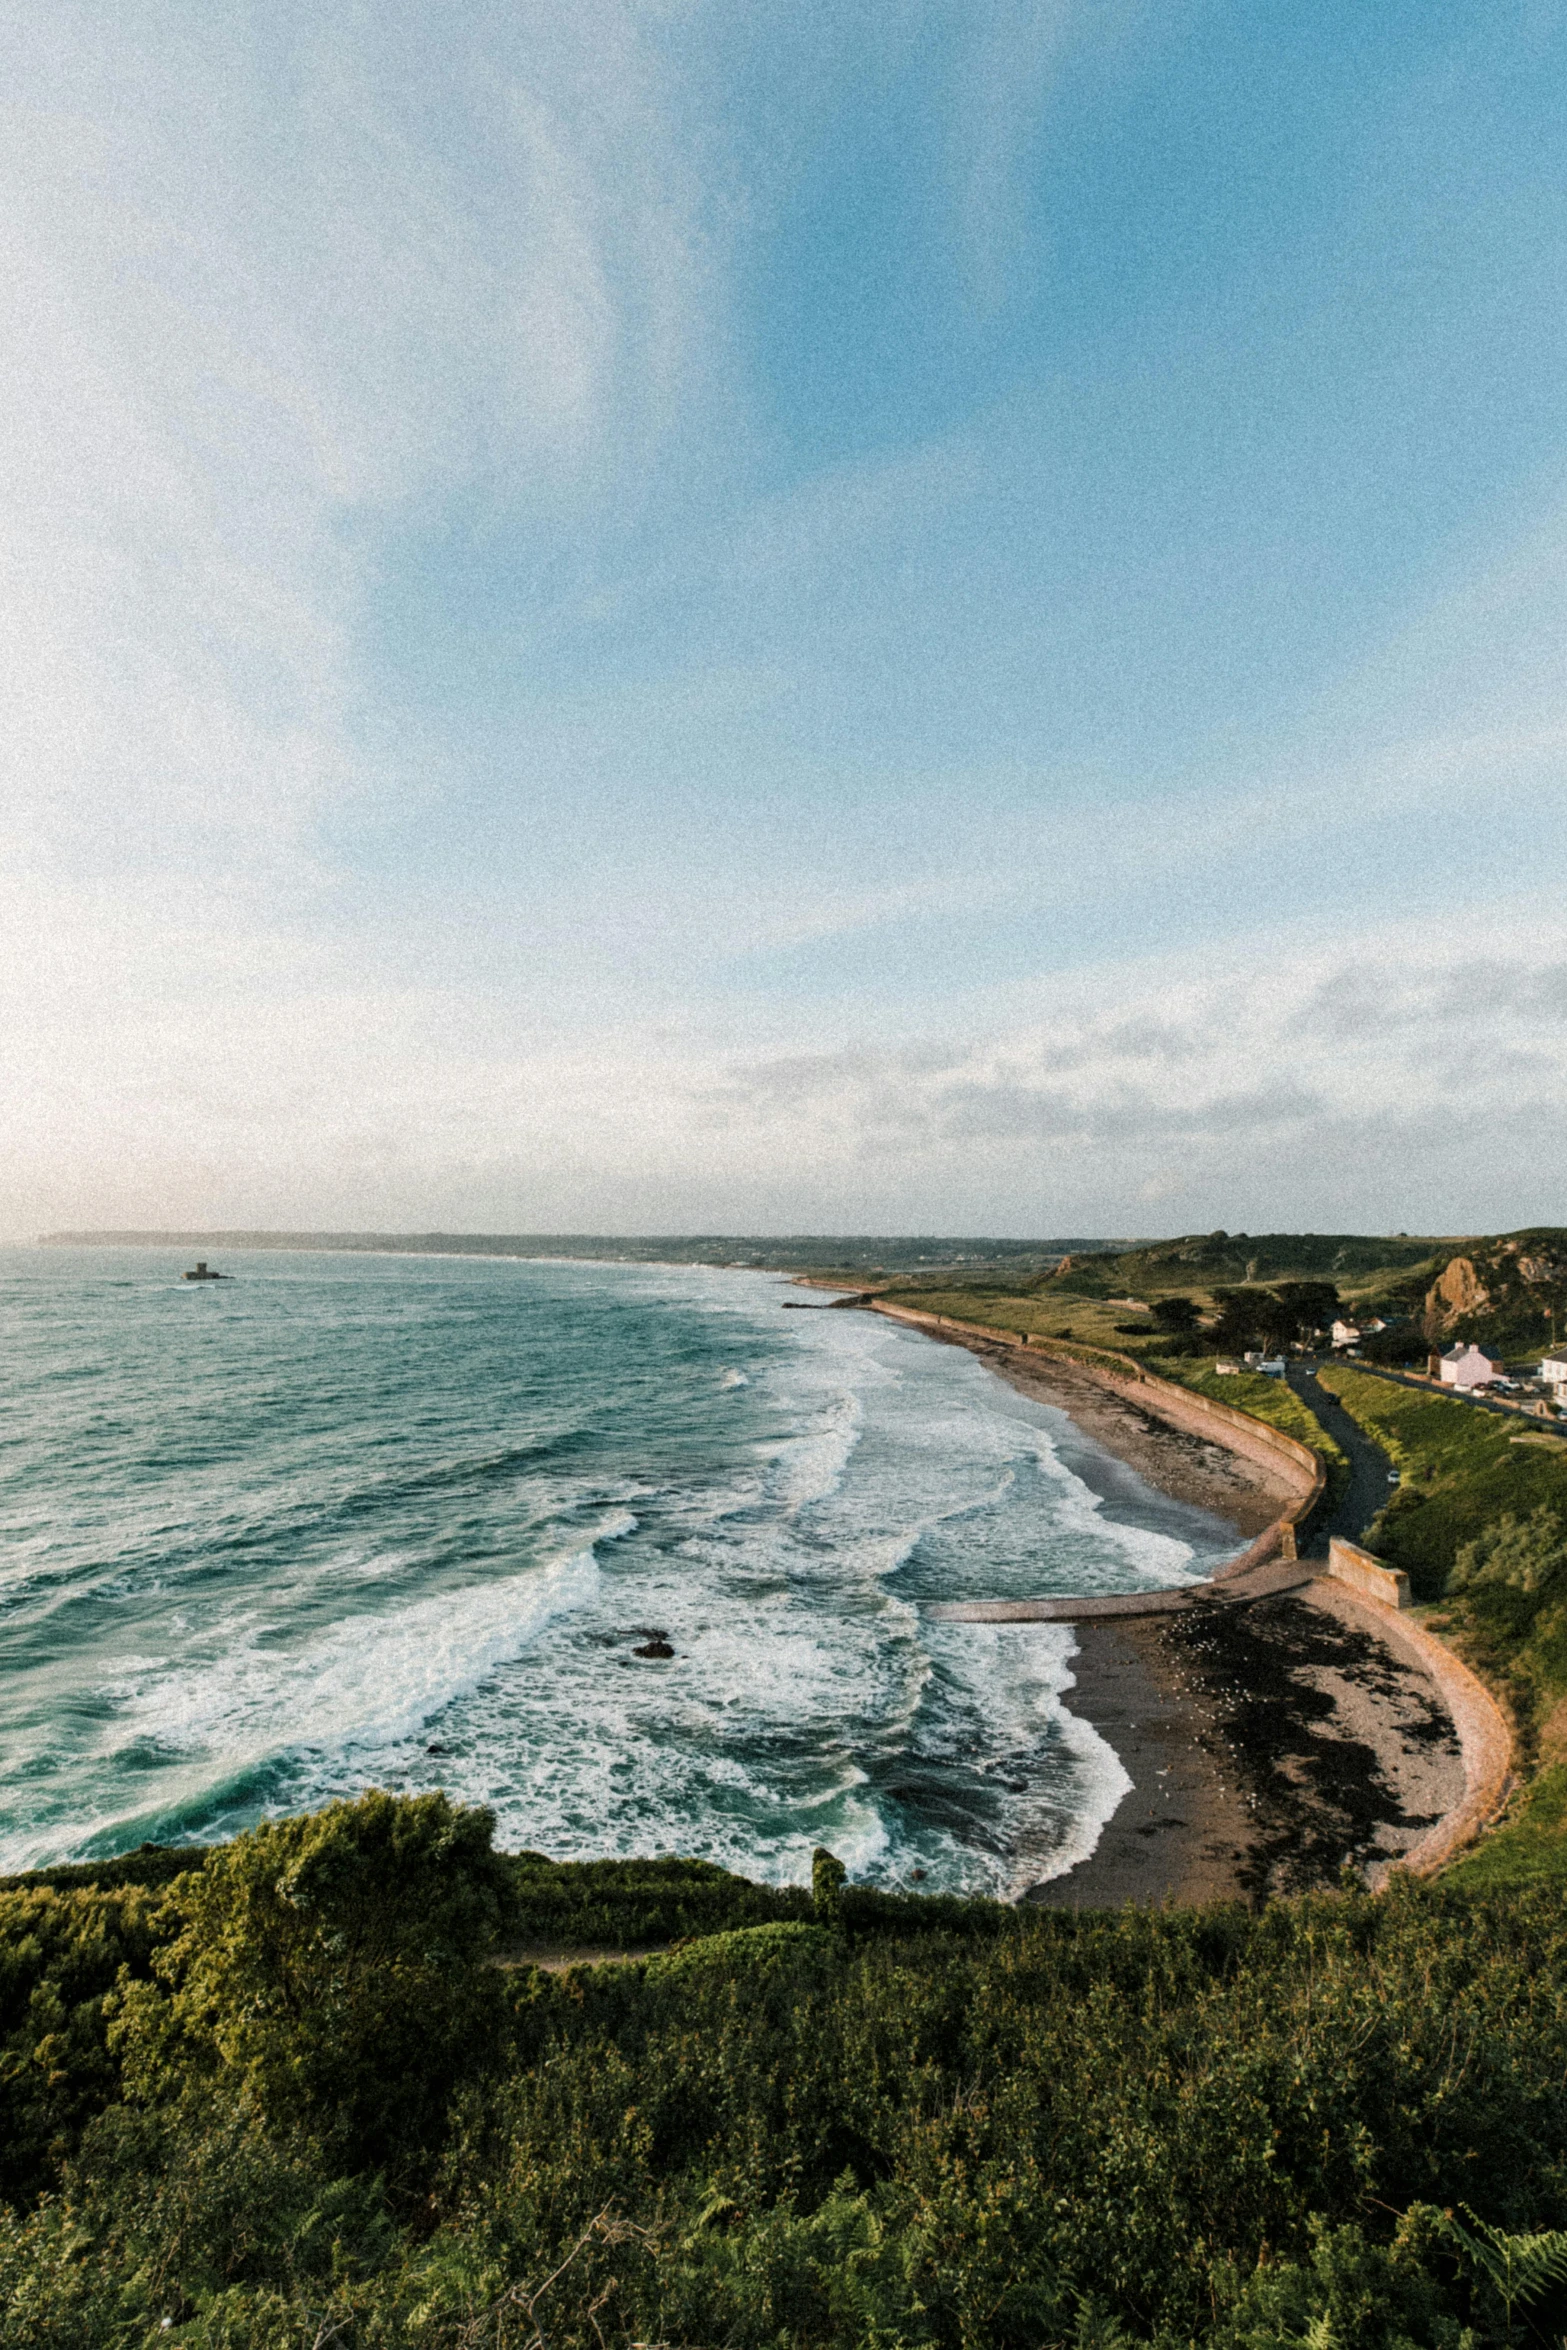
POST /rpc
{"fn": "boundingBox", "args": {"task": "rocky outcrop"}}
[1425,1255,1489,1332]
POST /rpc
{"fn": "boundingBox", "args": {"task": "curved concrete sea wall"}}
[870,1302,1516,1880]
[870,1304,1325,1565]
[1323,1591,1517,1880]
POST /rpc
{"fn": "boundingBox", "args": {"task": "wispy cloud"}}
[8,893,1563,1239]
[1,3,707,869]
[5,8,1565,1240]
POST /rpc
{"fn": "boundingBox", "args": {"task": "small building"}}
[1330,1319,1361,1349]
[1540,1354,1567,1393]
[1439,1343,1504,1390]
[1214,1358,1241,1376]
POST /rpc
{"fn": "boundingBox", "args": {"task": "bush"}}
[505,1852,807,1949]
[0,1882,171,2206]
[115,1789,516,2178]
[7,1805,1567,2345]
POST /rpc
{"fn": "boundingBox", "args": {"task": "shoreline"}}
[868,1310,1470,1904]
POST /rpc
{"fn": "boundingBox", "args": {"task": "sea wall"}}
[870,1304,1325,1565]
[1328,1536,1411,1610]
[1316,1589,1517,1880]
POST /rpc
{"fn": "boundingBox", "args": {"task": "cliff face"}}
[1422,1234,1567,1347]
[1424,1256,1490,1333]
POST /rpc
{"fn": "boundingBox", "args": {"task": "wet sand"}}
[925,1326,1295,1536]
[1033,1590,1465,1907]
[878,1318,1467,1905]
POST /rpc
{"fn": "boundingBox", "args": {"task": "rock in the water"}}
[634,1638,675,1659]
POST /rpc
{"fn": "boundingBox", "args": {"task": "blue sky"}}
[4,1,1566,1238]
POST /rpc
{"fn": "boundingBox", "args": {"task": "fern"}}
[1436,2204,1567,2336]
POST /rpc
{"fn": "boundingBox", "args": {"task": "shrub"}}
[116,1788,515,2177]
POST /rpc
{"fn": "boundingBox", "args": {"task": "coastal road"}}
[1286,1360,1395,1553]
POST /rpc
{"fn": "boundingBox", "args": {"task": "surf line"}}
[866,1299,1513,1883]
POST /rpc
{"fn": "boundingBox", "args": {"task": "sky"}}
[4,0,1566,1243]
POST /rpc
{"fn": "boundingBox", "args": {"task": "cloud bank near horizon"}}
[8,907,1562,1241]
[4,5,1566,1241]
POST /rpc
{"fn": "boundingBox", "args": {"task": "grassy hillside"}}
[882,1232,1448,1360]
[1313,1364,1567,1893]
[5,1793,1567,2348]
[884,1227,1567,1359]
[1157,1358,1346,1464]
[1314,1365,1567,1604]
[1035,1229,1447,1302]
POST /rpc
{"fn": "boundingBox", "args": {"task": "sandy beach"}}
[888,1318,1469,1904]
[915,1321,1298,1534]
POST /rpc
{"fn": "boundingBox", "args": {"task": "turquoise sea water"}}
[0,1249,1241,1895]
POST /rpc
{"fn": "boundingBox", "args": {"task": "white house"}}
[1540,1355,1567,1393]
[1439,1343,1504,1390]
[1332,1317,1392,1347]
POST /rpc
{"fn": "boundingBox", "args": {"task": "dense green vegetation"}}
[1314,1367,1567,1605]
[1311,1366,1567,1892]
[6,1792,1567,2347]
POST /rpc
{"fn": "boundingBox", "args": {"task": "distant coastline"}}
[35,1229,1123,1278]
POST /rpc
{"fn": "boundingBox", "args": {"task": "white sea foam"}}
[769,1386,865,1513]
[0,1251,1242,1890]
[110,1540,605,1773]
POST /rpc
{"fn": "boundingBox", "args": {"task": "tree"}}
[1271,1281,1340,1334]
[1210,1288,1295,1352]
[119,1790,515,2174]
[1150,1295,1200,1332]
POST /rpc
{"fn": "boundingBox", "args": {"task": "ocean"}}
[0,1247,1241,1895]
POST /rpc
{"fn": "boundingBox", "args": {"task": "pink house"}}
[1439,1343,1503,1390]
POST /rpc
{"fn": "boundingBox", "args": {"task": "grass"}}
[884,1282,1148,1355]
[1156,1359,1345,1466]
[1443,1763,1567,1892]
[1314,1363,1567,1595]
[888,1285,1346,1482]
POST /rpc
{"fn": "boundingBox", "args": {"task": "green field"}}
[1314,1365,1567,1596]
